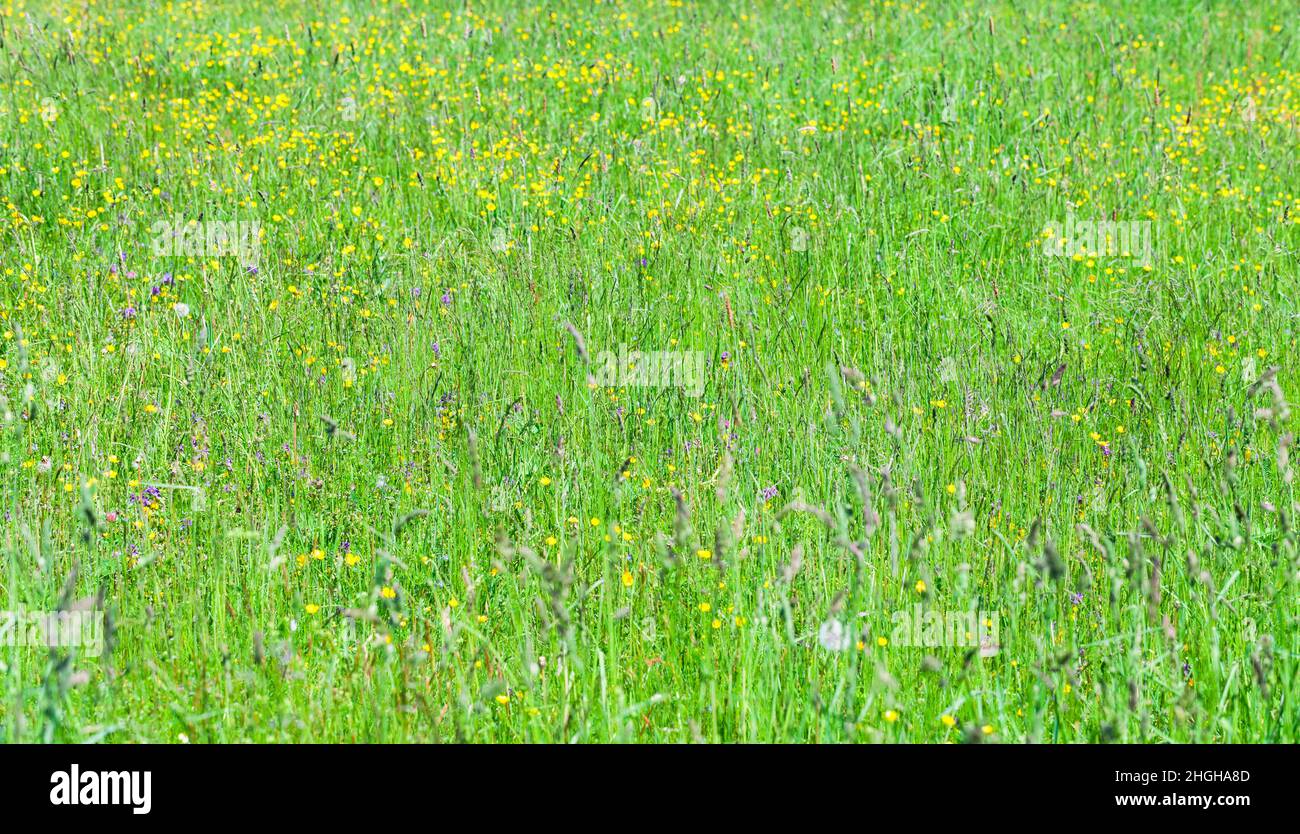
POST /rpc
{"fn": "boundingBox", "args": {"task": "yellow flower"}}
[380,586,396,599]
[941,714,956,728]
[884,710,899,723]
[915,580,927,594]
[305,604,320,615]
[495,694,510,706]
[696,549,712,560]
[540,476,552,486]
[621,570,634,588]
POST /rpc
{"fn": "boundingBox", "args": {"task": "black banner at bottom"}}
[0,743,1283,820]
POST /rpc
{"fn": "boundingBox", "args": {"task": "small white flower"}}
[173,302,190,318]
[818,619,850,652]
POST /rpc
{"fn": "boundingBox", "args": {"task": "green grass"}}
[0,0,1297,743]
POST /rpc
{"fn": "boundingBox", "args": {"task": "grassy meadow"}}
[0,0,1298,743]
